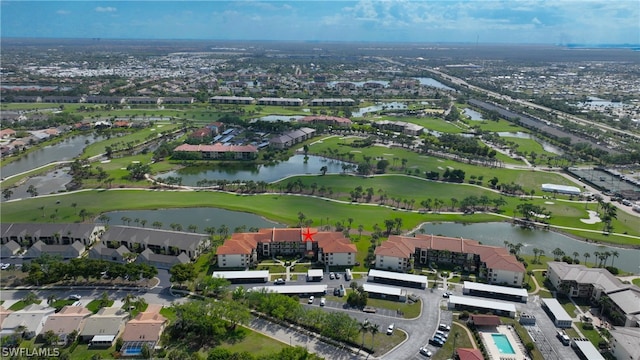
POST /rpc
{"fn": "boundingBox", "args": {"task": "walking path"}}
[453,321,477,349]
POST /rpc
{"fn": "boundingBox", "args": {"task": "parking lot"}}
[304,297,404,318]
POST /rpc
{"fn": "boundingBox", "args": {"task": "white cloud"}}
[56,10,70,15]
[532,17,542,25]
[95,6,117,13]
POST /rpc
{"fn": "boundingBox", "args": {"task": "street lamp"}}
[290,336,292,347]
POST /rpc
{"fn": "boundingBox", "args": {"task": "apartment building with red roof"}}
[216,228,356,268]
[374,234,525,286]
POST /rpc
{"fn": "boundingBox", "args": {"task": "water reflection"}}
[157,155,348,185]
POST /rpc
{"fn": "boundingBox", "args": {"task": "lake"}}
[418,222,639,273]
[156,155,349,185]
[1,134,99,178]
[413,77,456,91]
[463,108,484,121]
[100,207,285,232]
[352,102,408,117]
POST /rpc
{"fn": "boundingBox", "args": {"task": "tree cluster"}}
[23,255,157,286]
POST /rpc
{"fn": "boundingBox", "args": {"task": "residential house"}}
[0,240,21,258]
[0,223,104,247]
[0,304,56,339]
[455,348,485,360]
[120,304,167,356]
[99,226,209,261]
[374,234,525,286]
[216,228,356,268]
[41,306,92,345]
[80,307,129,347]
[135,248,190,270]
[88,243,131,263]
[23,241,86,259]
[0,306,13,328]
[0,129,16,139]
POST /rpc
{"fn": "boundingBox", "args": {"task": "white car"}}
[308,296,315,304]
[419,347,432,357]
[320,297,326,306]
[68,294,81,301]
[386,323,395,335]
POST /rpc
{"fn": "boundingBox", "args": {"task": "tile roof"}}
[121,305,166,342]
[456,348,485,360]
[374,234,525,273]
[470,314,502,326]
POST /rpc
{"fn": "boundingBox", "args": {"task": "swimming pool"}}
[491,333,516,355]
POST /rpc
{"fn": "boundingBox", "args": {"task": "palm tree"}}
[552,248,565,260]
[584,252,591,266]
[572,252,580,263]
[370,323,380,352]
[359,321,370,351]
[532,248,540,264]
[610,250,619,267]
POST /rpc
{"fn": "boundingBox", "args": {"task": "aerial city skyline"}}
[1,0,639,45]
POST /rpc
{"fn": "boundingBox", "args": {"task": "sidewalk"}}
[246,316,368,360]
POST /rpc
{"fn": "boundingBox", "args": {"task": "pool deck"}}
[480,325,527,360]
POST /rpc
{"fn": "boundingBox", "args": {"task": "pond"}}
[252,115,305,122]
[352,102,408,117]
[1,167,72,202]
[417,222,640,273]
[99,207,285,232]
[497,132,564,155]
[156,155,349,185]
[463,108,484,121]
[1,134,99,178]
[413,77,456,91]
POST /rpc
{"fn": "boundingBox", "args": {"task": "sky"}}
[1,1,639,45]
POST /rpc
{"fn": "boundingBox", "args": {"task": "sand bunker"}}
[580,210,601,224]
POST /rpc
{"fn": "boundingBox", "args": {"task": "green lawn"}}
[325,293,422,319]
[219,326,288,356]
[67,343,117,360]
[473,119,525,133]
[557,295,579,318]
[86,299,115,313]
[501,136,558,158]
[8,299,41,311]
[633,278,640,286]
[51,299,76,311]
[377,115,466,134]
[578,322,604,348]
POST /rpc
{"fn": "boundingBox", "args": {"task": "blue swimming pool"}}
[491,333,516,355]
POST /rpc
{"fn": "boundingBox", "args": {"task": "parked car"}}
[434,334,446,343]
[362,306,377,313]
[419,347,433,357]
[335,273,341,279]
[308,296,315,304]
[68,294,81,301]
[435,330,448,339]
[333,288,340,296]
[274,278,285,285]
[429,338,444,347]
[320,297,326,306]
[386,323,395,335]
[329,272,335,280]
[438,323,451,331]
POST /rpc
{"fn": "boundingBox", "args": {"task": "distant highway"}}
[424,68,640,142]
